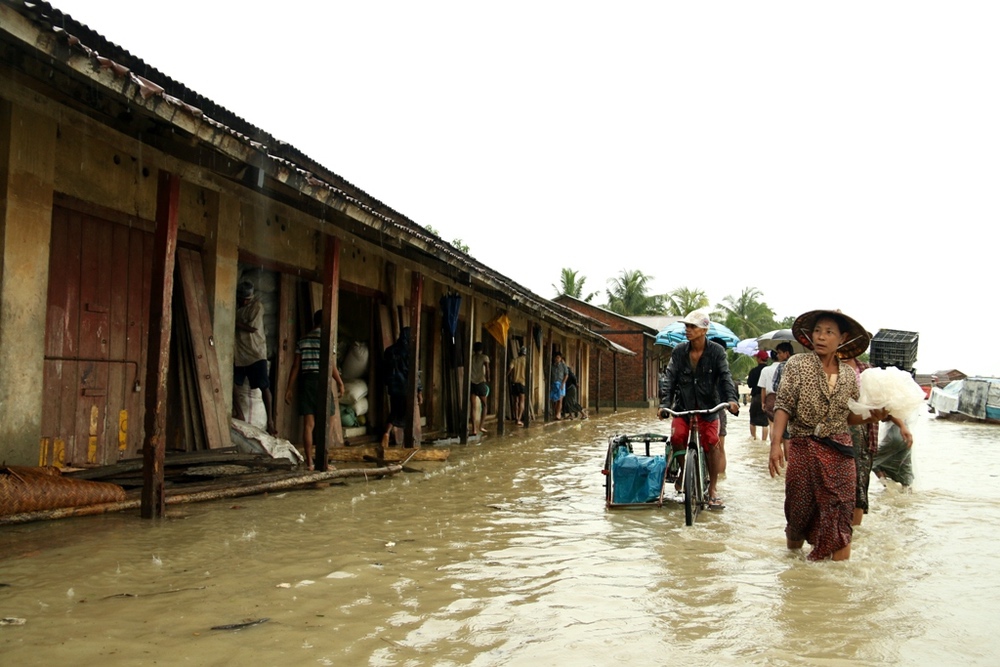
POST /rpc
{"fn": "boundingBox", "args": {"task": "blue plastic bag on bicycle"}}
[612,454,667,504]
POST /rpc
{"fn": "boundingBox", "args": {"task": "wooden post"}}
[404,271,423,448]
[460,297,474,444]
[523,323,533,427]
[595,351,602,415]
[314,236,343,470]
[496,324,508,436]
[141,171,180,519]
[613,352,619,413]
[544,327,553,421]
[275,274,297,437]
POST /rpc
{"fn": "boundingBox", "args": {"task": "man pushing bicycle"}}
[658,310,740,509]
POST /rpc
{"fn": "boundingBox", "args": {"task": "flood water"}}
[2,409,999,666]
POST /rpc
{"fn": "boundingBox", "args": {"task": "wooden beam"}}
[460,298,474,444]
[275,274,297,437]
[404,271,423,448]
[141,170,180,519]
[523,322,533,427]
[497,320,508,435]
[327,446,449,463]
[314,236,344,470]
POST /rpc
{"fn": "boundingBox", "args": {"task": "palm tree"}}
[713,287,777,340]
[665,286,709,316]
[605,270,666,316]
[552,268,597,302]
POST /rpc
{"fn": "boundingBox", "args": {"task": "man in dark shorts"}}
[233,281,276,434]
[747,349,770,441]
[470,341,490,435]
[509,346,527,425]
[283,309,344,469]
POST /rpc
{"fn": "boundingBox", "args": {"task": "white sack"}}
[341,342,370,380]
[340,378,368,405]
[351,395,369,417]
[234,381,267,430]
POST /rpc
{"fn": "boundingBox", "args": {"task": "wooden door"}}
[41,207,151,466]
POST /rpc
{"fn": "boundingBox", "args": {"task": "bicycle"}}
[658,402,733,525]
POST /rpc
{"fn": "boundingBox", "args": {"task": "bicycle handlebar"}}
[658,402,734,419]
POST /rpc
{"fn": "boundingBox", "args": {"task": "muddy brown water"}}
[1,410,998,666]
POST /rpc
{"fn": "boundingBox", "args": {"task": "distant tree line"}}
[553,267,796,380]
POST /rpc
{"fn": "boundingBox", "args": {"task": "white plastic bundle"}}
[849,366,926,421]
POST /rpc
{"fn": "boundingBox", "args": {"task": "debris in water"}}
[210,617,270,631]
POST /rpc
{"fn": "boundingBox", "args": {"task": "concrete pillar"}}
[201,191,240,415]
[0,99,56,464]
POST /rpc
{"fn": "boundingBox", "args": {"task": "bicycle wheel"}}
[683,447,699,526]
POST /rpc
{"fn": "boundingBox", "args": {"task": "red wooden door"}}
[42,207,151,466]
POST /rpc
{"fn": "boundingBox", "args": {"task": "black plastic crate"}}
[869,329,918,369]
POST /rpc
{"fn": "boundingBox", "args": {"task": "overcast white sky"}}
[51,1,999,376]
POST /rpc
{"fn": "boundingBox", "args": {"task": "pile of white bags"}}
[340,377,369,419]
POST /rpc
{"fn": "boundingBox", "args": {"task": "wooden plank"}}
[125,226,150,455]
[141,170,180,519]
[275,274,297,438]
[378,304,393,353]
[176,248,230,451]
[460,297,474,443]
[42,209,72,454]
[314,236,344,470]
[105,222,130,464]
[327,446,449,463]
[405,272,423,448]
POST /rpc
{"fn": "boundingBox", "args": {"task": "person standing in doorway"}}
[509,346,527,426]
[470,341,490,435]
[283,309,345,470]
[550,351,569,420]
[233,280,276,435]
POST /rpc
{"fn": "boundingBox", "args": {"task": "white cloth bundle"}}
[849,367,926,421]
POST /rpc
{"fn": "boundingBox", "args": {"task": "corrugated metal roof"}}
[2,0,622,352]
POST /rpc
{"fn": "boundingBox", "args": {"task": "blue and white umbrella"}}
[655,321,740,348]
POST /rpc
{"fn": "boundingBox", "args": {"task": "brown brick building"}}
[553,296,675,409]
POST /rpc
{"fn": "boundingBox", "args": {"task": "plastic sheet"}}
[849,366,926,421]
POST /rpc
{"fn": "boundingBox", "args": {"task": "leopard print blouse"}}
[773,352,859,439]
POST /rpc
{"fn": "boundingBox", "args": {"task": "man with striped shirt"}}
[284,310,345,469]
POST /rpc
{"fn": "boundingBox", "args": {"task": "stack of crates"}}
[869,329,919,371]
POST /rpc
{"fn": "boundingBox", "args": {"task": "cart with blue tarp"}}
[602,433,683,508]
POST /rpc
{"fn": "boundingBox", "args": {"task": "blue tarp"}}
[612,454,667,504]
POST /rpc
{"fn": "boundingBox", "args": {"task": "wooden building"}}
[0,1,618,509]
